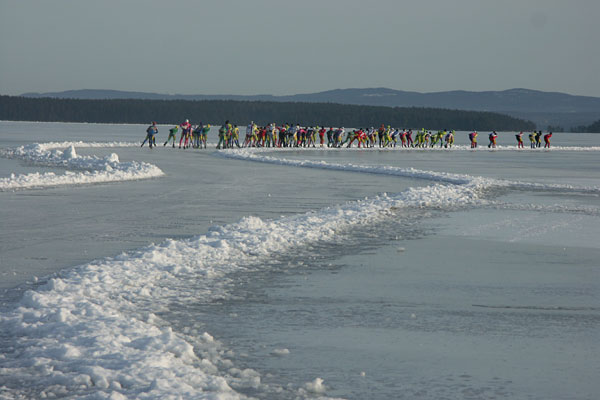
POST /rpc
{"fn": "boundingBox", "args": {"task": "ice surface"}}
[1,122,599,399]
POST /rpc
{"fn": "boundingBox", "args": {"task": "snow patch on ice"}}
[270,348,290,357]
[304,377,327,394]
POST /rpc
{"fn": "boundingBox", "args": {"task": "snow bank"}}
[0,142,163,190]
[18,141,139,149]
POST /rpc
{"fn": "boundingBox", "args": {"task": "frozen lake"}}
[1,121,599,399]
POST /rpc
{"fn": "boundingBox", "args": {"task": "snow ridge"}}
[0,142,163,190]
[219,148,600,194]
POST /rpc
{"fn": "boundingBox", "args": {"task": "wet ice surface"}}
[1,122,599,399]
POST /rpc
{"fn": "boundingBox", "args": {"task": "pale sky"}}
[1,0,599,97]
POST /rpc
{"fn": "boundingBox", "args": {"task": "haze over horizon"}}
[1,0,599,98]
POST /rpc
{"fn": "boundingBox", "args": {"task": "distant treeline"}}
[574,119,600,133]
[0,95,535,131]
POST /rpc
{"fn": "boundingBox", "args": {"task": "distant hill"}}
[21,88,600,130]
[20,89,278,102]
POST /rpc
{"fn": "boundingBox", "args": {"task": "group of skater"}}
[237,123,458,149]
[142,120,211,149]
[141,120,554,150]
[521,130,553,148]
[238,123,451,149]
[467,130,552,149]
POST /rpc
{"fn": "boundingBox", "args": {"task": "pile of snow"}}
[0,142,163,190]
[270,348,290,357]
[304,377,327,394]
